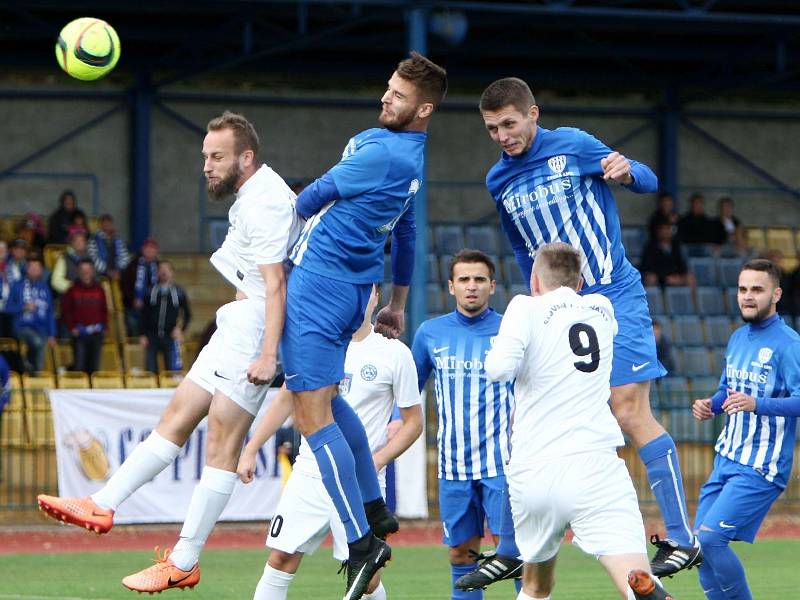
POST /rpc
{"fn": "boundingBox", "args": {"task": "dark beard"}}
[207,164,241,202]
[741,305,772,323]
[379,107,417,132]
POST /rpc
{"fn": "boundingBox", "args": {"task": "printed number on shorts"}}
[569,323,599,373]
[270,515,284,538]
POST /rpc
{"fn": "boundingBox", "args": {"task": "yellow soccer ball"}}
[55,17,121,81]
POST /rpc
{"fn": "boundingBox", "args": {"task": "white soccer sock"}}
[517,592,548,600]
[170,466,238,570]
[91,431,181,511]
[363,581,387,600]
[253,564,294,600]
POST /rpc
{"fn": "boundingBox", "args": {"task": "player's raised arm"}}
[376,201,415,339]
[578,129,658,192]
[485,296,530,382]
[237,385,294,483]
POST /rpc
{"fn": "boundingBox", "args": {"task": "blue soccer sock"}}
[697,529,752,600]
[639,433,693,545]
[332,394,382,503]
[451,563,483,600]
[697,561,728,600]
[307,423,370,543]
[496,484,521,559]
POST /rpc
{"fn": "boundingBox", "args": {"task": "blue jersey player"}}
[692,259,800,599]
[411,250,520,600]
[477,77,700,580]
[282,52,447,600]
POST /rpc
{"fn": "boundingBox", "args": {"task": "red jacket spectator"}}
[61,278,108,334]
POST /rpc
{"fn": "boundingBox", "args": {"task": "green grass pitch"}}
[0,540,796,599]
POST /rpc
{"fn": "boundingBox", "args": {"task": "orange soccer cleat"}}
[122,548,201,594]
[36,494,114,534]
[628,569,675,600]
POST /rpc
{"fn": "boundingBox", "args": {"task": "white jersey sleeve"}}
[485,295,532,383]
[392,341,421,409]
[241,195,296,266]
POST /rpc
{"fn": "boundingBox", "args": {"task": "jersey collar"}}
[747,313,781,332]
[454,307,494,326]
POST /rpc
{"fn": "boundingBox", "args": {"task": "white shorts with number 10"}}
[508,449,646,563]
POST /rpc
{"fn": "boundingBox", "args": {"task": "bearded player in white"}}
[236,285,423,600]
[38,111,304,594]
[484,242,674,600]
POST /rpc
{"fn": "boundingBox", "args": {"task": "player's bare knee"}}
[267,549,301,573]
[448,541,478,565]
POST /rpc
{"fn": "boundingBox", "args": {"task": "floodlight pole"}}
[407,6,428,340]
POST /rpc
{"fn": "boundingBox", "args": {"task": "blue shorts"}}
[694,454,783,543]
[281,267,371,392]
[599,276,667,387]
[439,475,512,547]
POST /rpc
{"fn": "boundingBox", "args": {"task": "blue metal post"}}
[659,88,680,201]
[131,71,152,250]
[408,6,428,340]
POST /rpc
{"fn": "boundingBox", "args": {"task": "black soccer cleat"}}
[364,498,399,540]
[342,535,392,600]
[628,569,675,600]
[649,534,703,578]
[454,549,523,591]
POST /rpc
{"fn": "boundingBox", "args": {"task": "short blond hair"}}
[206,110,259,158]
[535,242,582,290]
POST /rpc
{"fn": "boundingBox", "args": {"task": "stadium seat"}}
[433,224,464,256]
[669,407,715,442]
[664,286,695,315]
[57,371,90,389]
[52,340,74,371]
[696,286,726,316]
[673,315,705,346]
[42,244,67,271]
[705,316,734,347]
[0,337,18,353]
[746,226,767,250]
[159,371,185,388]
[718,257,743,288]
[125,372,159,389]
[766,227,795,256]
[438,255,452,284]
[91,371,124,389]
[691,376,721,396]
[0,406,26,446]
[99,343,122,371]
[645,286,665,315]
[427,284,447,314]
[465,225,500,255]
[687,257,717,286]
[621,226,645,258]
[725,287,739,316]
[509,284,529,299]
[710,346,727,374]
[502,256,526,285]
[683,243,711,258]
[681,346,714,377]
[498,229,514,256]
[123,340,146,372]
[659,376,690,407]
[426,254,440,283]
[489,285,509,312]
[22,372,56,391]
[181,341,198,370]
[383,258,392,283]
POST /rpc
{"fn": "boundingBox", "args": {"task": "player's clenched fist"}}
[600,151,633,185]
[237,448,257,483]
[248,354,277,385]
[692,398,714,421]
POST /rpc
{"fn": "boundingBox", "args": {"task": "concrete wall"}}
[2,81,799,252]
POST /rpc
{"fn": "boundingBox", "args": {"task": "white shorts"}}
[507,449,646,563]
[186,298,268,416]
[266,469,386,562]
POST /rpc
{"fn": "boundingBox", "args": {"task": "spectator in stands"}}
[0,260,21,339]
[16,213,46,253]
[14,255,56,372]
[51,228,90,295]
[647,192,679,240]
[0,240,6,273]
[6,239,27,284]
[652,319,675,375]
[47,190,79,244]
[70,209,89,234]
[712,196,746,253]
[639,222,693,288]
[88,214,131,280]
[0,353,8,479]
[764,249,798,318]
[140,260,191,373]
[677,192,717,246]
[61,259,107,374]
[122,238,159,337]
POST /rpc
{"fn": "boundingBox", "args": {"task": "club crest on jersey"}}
[339,373,352,396]
[360,364,378,381]
[342,137,357,159]
[548,155,567,174]
[758,347,773,364]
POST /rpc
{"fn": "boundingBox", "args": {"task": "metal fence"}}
[3,387,800,515]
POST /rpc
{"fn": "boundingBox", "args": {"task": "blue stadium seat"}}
[681,346,714,377]
[696,286,726,316]
[427,284,447,314]
[438,255,451,283]
[489,285,509,312]
[433,224,465,256]
[645,286,665,315]
[725,287,739,316]
[509,284,529,299]
[684,243,712,258]
[669,407,715,442]
[426,253,440,283]
[691,376,721,396]
[659,376,690,407]
[673,315,704,346]
[705,316,733,347]
[688,257,717,286]
[664,286,695,315]
[718,257,743,288]
[621,226,645,259]
[710,346,727,374]
[503,255,526,285]
[465,225,500,255]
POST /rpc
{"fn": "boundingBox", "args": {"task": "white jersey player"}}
[484,242,673,600]
[38,111,304,594]
[237,286,423,600]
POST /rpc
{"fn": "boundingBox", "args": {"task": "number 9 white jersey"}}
[484,286,624,468]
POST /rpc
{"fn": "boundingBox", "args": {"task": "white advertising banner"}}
[49,388,281,524]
